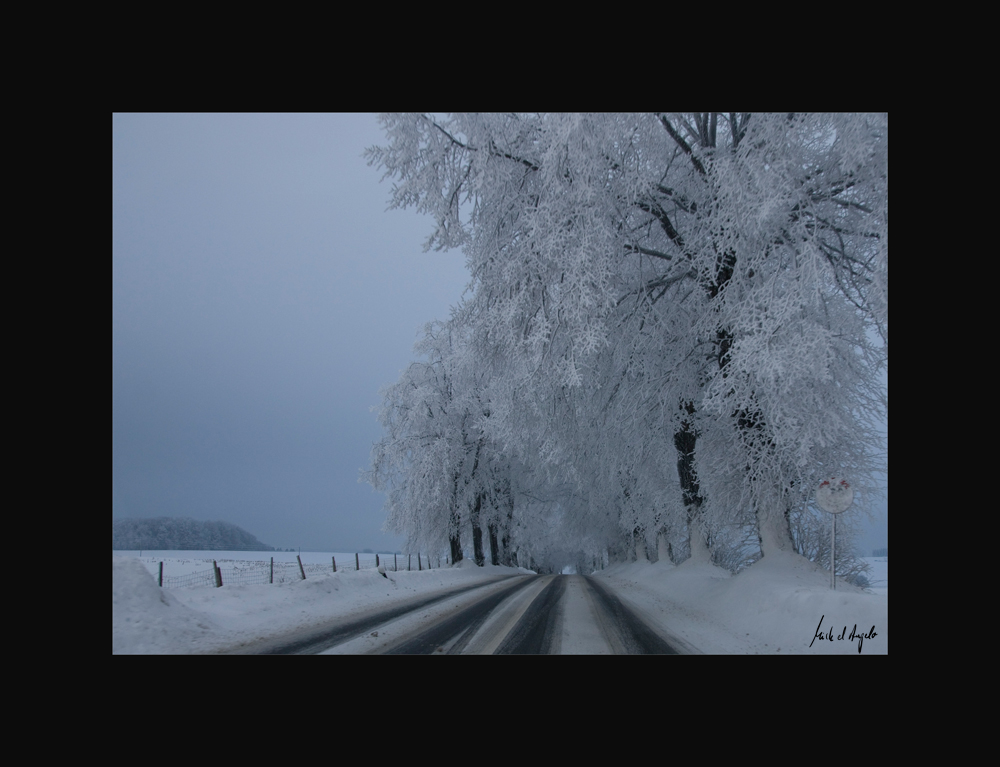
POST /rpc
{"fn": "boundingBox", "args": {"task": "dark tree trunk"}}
[668,249,735,560]
[500,481,515,566]
[488,522,500,566]
[449,489,463,564]
[471,494,485,566]
[449,531,463,564]
[633,527,647,561]
[674,413,704,525]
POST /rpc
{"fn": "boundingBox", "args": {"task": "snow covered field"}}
[112,551,887,654]
[116,550,440,584]
[112,551,521,654]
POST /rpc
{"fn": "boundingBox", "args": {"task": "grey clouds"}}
[113,114,467,551]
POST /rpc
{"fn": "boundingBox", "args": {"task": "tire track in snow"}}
[493,575,566,654]
[583,576,680,654]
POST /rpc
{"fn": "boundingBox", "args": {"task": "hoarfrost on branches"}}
[364,113,887,570]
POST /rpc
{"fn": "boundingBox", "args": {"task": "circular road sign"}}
[816,477,854,514]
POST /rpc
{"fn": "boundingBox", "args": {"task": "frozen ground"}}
[592,552,886,654]
[112,551,524,654]
[112,551,887,654]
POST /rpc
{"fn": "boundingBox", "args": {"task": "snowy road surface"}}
[301,574,685,654]
[114,554,887,654]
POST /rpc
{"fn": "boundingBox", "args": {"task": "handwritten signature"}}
[810,615,877,654]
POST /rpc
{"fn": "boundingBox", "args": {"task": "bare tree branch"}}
[658,114,707,176]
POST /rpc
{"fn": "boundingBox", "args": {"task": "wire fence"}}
[158,553,444,589]
[161,568,218,589]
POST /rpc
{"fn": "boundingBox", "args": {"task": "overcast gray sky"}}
[113,113,886,556]
[113,113,468,551]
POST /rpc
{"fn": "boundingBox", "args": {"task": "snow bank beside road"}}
[593,552,888,654]
[114,551,888,654]
[112,557,220,654]
[113,554,526,654]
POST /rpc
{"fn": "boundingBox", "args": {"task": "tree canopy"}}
[364,113,887,572]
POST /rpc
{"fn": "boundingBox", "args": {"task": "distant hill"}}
[113,517,274,551]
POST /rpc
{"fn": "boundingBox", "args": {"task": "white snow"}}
[112,551,887,654]
[592,552,887,654]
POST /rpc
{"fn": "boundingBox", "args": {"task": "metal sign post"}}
[816,477,854,590]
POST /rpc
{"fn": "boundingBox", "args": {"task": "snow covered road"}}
[114,553,887,654]
[238,574,524,654]
[319,574,685,654]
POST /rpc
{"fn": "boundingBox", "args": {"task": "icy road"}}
[240,574,690,655]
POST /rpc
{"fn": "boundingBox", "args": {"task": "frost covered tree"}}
[365,321,521,566]
[365,322,469,562]
[367,113,887,567]
[681,113,888,557]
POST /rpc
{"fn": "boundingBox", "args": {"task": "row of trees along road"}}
[363,113,887,573]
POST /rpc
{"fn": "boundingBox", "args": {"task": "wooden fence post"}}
[394,553,398,572]
[355,552,359,571]
[418,551,422,571]
[297,555,306,580]
[332,556,337,573]
[408,554,411,571]
[376,554,380,568]
[271,557,274,584]
[159,561,163,587]
[214,560,222,588]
